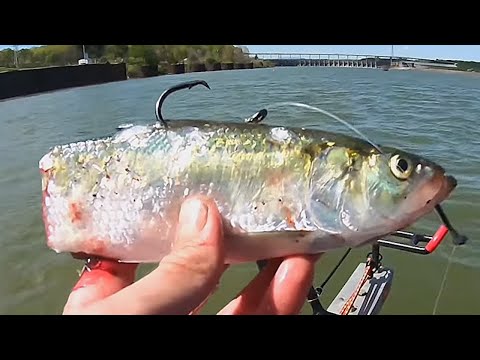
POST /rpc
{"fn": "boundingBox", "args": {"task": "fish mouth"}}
[432,173,457,205]
[363,171,457,248]
[419,158,457,203]
[444,175,457,193]
[395,170,457,227]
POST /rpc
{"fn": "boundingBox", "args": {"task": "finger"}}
[190,264,229,315]
[63,260,138,314]
[255,254,322,315]
[217,259,282,315]
[72,196,225,315]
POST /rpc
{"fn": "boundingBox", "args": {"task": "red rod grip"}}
[425,224,449,253]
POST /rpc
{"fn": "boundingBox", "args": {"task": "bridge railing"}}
[247,52,391,61]
[247,52,458,67]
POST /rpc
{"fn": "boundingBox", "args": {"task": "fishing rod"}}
[256,204,468,315]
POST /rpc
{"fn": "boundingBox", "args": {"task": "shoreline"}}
[0,62,272,101]
[410,66,480,76]
[1,62,477,102]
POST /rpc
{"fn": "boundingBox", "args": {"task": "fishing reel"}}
[256,204,469,315]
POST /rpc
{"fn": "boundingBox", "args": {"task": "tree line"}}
[0,45,254,70]
[2,46,480,74]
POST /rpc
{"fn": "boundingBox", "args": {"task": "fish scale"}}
[39,119,456,264]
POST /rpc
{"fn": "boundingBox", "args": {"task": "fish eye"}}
[389,154,413,180]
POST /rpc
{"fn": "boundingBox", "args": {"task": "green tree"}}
[0,49,14,67]
[172,45,189,63]
[105,45,129,61]
[233,46,248,63]
[0,44,253,70]
[221,46,235,63]
[75,45,106,59]
[129,45,158,66]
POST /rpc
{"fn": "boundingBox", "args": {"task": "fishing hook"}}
[434,204,468,245]
[155,80,211,127]
[244,109,268,124]
[78,257,101,277]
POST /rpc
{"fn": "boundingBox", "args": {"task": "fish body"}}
[39,119,456,264]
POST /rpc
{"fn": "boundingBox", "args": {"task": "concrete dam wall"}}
[0,62,127,101]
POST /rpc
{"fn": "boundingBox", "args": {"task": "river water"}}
[1,67,478,315]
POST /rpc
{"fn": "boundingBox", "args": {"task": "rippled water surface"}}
[1,67,479,314]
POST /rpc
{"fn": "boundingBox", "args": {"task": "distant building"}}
[78,51,92,65]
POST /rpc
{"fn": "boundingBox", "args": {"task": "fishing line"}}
[432,245,457,315]
[265,102,384,154]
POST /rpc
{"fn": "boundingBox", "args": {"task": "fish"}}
[38,118,457,264]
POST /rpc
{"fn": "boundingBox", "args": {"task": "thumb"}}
[174,195,217,250]
[160,196,226,312]
[76,196,226,315]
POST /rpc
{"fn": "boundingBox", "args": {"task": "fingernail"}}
[179,198,208,232]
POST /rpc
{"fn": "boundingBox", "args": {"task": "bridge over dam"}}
[249,53,459,70]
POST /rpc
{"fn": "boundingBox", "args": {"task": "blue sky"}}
[1,45,480,61]
[0,45,38,51]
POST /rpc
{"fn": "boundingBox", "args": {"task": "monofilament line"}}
[432,245,457,315]
[266,102,384,154]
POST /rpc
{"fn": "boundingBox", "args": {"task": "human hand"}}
[62,196,321,315]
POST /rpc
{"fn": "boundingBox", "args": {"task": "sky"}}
[1,45,480,62]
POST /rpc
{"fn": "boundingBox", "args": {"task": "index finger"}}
[63,258,138,315]
[256,254,321,315]
[217,254,321,315]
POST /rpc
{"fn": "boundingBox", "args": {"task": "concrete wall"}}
[0,62,127,100]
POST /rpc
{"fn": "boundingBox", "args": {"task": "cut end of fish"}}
[39,152,54,172]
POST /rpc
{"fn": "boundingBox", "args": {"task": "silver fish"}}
[39,118,456,264]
